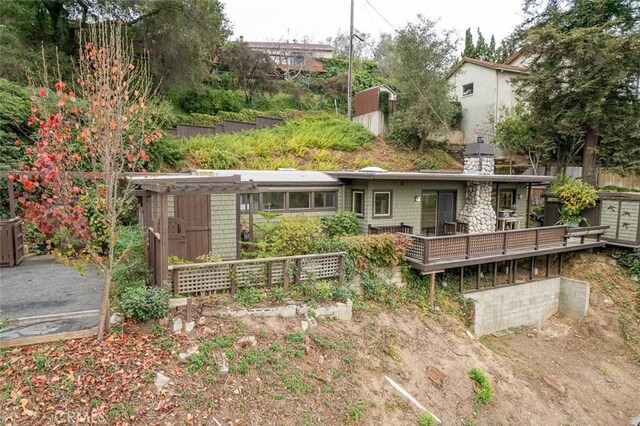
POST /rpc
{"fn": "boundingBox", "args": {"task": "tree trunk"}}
[97,265,112,340]
[582,123,598,185]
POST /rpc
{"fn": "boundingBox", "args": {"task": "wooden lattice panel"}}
[175,264,232,294]
[505,230,537,251]
[405,237,425,261]
[300,255,340,280]
[469,233,504,256]
[428,236,467,260]
[537,227,566,247]
[235,263,268,287]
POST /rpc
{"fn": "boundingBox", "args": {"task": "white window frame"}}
[373,191,392,218]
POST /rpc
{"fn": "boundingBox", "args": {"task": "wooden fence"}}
[168,252,345,295]
[401,226,572,265]
[0,218,25,268]
[598,170,640,191]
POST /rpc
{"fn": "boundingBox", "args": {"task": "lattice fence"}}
[169,252,345,295]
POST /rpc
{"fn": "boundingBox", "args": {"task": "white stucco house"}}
[447,52,528,157]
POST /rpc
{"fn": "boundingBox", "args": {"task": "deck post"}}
[546,255,551,278]
[7,179,16,218]
[492,262,498,287]
[235,193,241,259]
[530,256,535,281]
[534,228,539,250]
[558,253,564,275]
[526,183,532,228]
[429,272,436,308]
[423,239,429,264]
[338,255,345,284]
[512,260,518,283]
[459,266,464,293]
[158,192,169,286]
[476,264,481,289]
[466,236,471,259]
[248,193,255,243]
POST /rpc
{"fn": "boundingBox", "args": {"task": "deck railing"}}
[400,225,608,265]
[369,223,413,235]
[168,252,345,295]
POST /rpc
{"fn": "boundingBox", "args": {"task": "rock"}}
[197,316,206,325]
[202,326,212,334]
[301,321,309,332]
[603,298,614,306]
[220,352,229,375]
[184,321,195,333]
[154,372,170,389]
[178,346,199,362]
[543,375,567,394]
[630,416,640,426]
[237,335,257,347]
[110,314,123,325]
[465,330,475,340]
[172,317,183,333]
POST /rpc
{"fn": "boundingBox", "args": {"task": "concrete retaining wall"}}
[465,277,590,337]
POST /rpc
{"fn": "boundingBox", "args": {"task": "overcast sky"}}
[222,0,525,50]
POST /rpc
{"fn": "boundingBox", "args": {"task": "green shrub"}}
[234,286,264,307]
[146,137,186,171]
[469,367,493,405]
[195,252,222,263]
[168,256,192,266]
[118,286,170,322]
[417,413,435,426]
[321,212,359,237]
[552,176,598,225]
[270,215,322,256]
[342,234,411,269]
[180,88,243,114]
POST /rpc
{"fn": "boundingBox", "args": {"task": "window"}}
[499,189,516,210]
[352,190,364,217]
[462,83,474,97]
[239,194,259,212]
[289,191,311,209]
[314,191,336,209]
[262,192,285,210]
[373,191,392,217]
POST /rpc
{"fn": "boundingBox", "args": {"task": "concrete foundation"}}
[465,277,590,337]
[211,300,353,321]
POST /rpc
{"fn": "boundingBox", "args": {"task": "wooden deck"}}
[400,226,608,273]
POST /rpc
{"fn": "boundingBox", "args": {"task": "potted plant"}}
[551,177,598,227]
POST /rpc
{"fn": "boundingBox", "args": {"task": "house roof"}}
[245,41,334,52]
[327,170,556,184]
[446,57,527,79]
[503,50,525,65]
[192,169,341,185]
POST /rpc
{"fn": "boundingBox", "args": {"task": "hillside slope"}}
[2,253,638,425]
[167,114,460,172]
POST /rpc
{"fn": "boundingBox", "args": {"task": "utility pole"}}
[347,0,354,120]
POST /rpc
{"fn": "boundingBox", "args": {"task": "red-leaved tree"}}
[12,23,161,339]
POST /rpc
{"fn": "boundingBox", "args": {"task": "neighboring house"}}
[447,55,527,155]
[245,41,333,76]
[353,85,397,136]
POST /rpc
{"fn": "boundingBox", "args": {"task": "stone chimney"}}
[457,144,497,233]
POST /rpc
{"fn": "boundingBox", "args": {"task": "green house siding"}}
[346,180,466,234]
[211,194,238,260]
[493,184,528,217]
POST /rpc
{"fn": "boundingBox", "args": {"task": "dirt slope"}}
[1,253,639,425]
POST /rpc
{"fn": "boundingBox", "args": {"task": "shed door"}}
[175,194,212,261]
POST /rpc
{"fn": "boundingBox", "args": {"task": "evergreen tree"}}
[488,35,497,62]
[474,28,488,60]
[463,28,475,57]
[515,0,640,181]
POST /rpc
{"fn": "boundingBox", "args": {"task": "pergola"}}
[129,174,257,286]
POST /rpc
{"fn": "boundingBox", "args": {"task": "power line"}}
[362,0,397,32]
